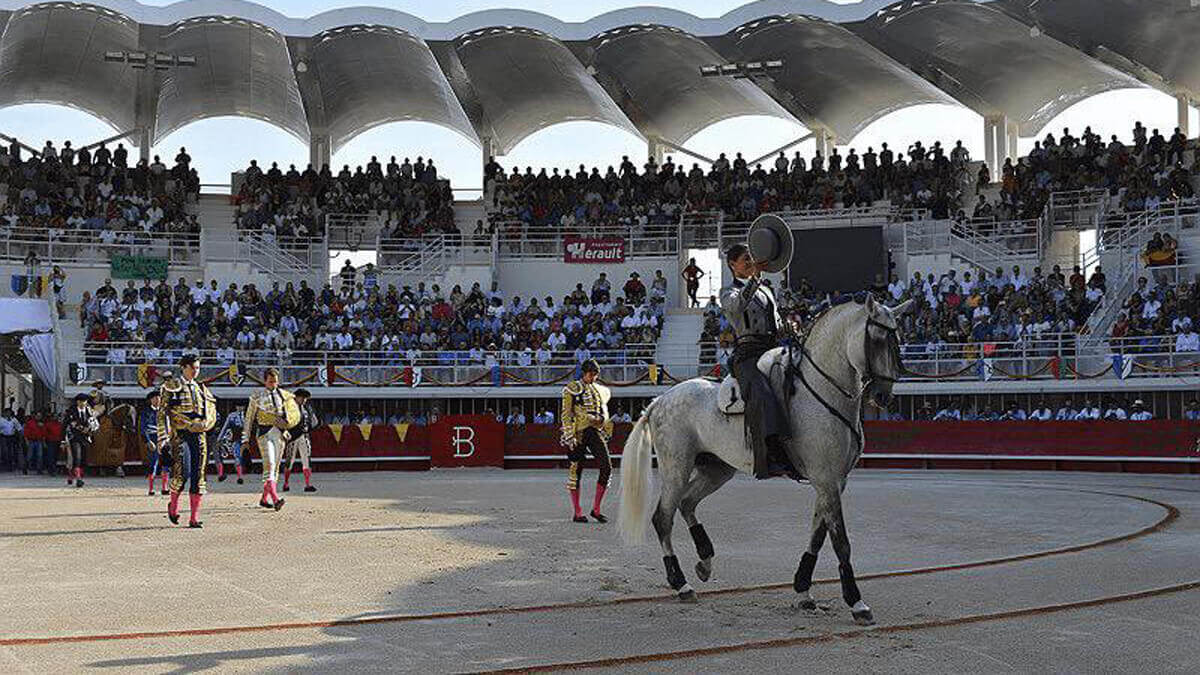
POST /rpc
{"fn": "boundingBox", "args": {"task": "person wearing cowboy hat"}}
[1130,399,1153,421]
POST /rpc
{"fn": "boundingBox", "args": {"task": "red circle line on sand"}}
[0,490,1176,648]
[473,579,1200,674]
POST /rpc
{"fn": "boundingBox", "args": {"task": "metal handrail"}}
[0,226,201,265]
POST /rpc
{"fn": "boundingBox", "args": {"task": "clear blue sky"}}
[0,0,1194,191]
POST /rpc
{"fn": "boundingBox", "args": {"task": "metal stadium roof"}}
[0,0,1187,153]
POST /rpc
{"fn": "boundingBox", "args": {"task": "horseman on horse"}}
[619,213,910,625]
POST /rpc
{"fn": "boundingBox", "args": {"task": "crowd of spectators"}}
[1111,273,1200,353]
[232,156,455,241]
[0,405,63,475]
[921,397,1165,421]
[700,263,1107,364]
[485,140,973,232]
[80,267,671,369]
[0,139,200,243]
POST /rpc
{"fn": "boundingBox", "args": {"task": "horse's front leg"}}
[793,509,827,610]
[817,483,874,625]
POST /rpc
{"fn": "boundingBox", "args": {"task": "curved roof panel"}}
[0,0,908,40]
[1004,0,1200,100]
[720,14,957,141]
[586,24,797,146]
[154,15,309,144]
[854,0,1144,135]
[450,26,640,154]
[0,2,139,131]
[304,25,477,153]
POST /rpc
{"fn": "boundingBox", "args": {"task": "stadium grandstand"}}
[0,0,1196,429]
[4,1,1200,671]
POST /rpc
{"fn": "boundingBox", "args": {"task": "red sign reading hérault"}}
[564,237,626,264]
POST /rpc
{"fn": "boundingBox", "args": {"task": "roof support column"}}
[309,133,331,170]
[648,136,664,165]
[813,127,832,159]
[134,66,157,163]
[1006,119,1019,166]
[1178,94,1191,137]
[983,117,997,180]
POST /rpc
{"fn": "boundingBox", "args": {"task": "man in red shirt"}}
[23,411,45,475]
[42,411,63,476]
[623,273,646,305]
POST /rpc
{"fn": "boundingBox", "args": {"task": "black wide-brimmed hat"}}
[747,213,794,273]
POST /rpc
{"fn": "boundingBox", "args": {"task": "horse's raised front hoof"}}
[678,585,699,604]
[851,601,875,626]
[695,559,712,582]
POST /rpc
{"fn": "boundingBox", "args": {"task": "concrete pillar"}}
[983,117,997,180]
[138,128,151,163]
[1178,94,1191,137]
[309,134,331,170]
[813,127,832,159]
[647,136,664,165]
[1006,120,1019,165]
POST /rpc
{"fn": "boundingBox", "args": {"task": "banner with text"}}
[564,237,625,264]
[111,255,168,280]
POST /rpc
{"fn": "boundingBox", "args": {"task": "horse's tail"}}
[618,400,656,545]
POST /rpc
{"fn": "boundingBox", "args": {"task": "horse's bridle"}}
[785,309,902,446]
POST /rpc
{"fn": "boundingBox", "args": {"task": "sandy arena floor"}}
[1,468,1199,673]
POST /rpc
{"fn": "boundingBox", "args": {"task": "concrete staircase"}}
[655,307,705,372]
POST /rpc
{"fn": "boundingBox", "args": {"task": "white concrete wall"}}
[497,257,679,306]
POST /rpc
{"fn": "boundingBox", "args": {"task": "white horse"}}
[619,295,908,625]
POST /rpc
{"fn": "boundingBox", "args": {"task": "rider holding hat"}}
[720,243,793,479]
[560,359,613,523]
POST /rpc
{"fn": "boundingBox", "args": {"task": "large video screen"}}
[787,227,886,294]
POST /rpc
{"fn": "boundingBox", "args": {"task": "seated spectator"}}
[1055,399,1076,420]
[1102,400,1127,420]
[1073,399,1101,420]
[1029,400,1052,421]
[1129,399,1153,421]
[999,401,1026,420]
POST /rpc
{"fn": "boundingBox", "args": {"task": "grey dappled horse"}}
[619,295,908,625]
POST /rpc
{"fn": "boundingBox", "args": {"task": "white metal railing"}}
[75,344,666,387]
[694,333,1200,383]
[0,226,201,265]
[236,233,324,282]
[492,222,678,259]
[1047,188,1108,229]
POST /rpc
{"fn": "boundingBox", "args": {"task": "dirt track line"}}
[0,490,1175,647]
[472,578,1200,673]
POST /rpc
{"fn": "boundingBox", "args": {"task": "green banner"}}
[111,255,168,280]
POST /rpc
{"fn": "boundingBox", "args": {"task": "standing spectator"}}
[23,411,45,475]
[681,258,705,308]
[43,409,62,475]
[339,260,356,291]
[0,409,16,471]
[50,266,67,319]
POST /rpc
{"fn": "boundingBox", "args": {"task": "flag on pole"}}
[1048,356,1061,380]
[976,358,994,382]
[1111,354,1134,379]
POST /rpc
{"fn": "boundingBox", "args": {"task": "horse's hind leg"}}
[679,461,736,583]
[651,482,696,603]
[794,510,828,609]
[815,481,874,625]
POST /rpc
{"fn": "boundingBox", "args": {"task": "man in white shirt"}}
[1176,328,1200,353]
[1102,401,1127,420]
[1073,399,1100,420]
[1142,296,1162,320]
[505,409,526,426]
[887,274,906,301]
[1055,399,1077,420]
[1029,400,1053,421]
[934,403,962,420]
[1129,400,1153,421]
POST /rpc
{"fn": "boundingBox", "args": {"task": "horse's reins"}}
[785,310,901,447]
